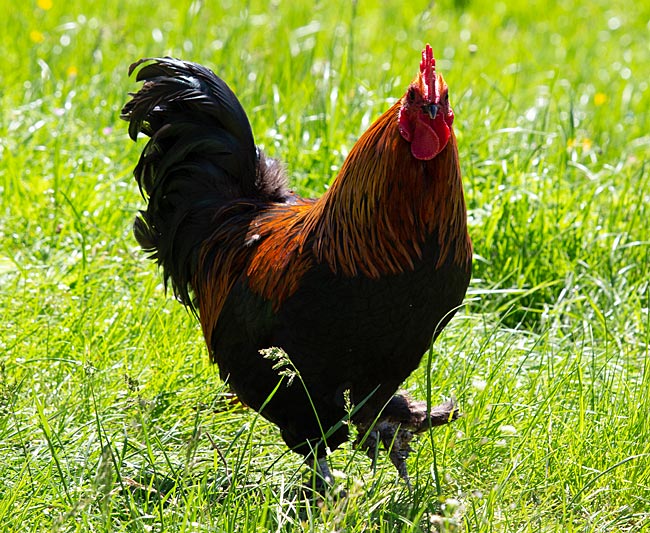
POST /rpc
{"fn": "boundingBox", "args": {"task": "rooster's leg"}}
[308,455,333,491]
[377,421,414,489]
[360,428,381,469]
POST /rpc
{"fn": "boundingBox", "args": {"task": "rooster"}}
[121,45,472,486]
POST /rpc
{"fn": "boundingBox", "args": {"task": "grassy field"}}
[1,0,649,531]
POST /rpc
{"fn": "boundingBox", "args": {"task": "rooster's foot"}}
[359,421,415,488]
[357,397,459,487]
[306,456,333,493]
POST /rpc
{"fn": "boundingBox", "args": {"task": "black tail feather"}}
[121,57,291,307]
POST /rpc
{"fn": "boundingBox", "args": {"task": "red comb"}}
[419,44,436,101]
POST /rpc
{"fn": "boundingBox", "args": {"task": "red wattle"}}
[411,119,440,160]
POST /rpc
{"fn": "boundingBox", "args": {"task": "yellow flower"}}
[30,30,45,43]
[567,137,593,151]
[37,0,53,10]
[67,66,78,77]
[594,93,607,106]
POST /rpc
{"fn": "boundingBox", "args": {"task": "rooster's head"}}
[398,44,454,161]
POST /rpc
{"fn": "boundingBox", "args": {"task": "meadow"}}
[1,0,649,531]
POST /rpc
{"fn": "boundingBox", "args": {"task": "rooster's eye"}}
[407,87,416,103]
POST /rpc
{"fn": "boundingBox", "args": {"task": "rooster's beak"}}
[423,103,439,120]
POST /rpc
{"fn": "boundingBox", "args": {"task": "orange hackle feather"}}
[194,98,471,356]
[302,100,471,277]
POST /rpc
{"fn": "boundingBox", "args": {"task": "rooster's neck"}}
[305,102,471,278]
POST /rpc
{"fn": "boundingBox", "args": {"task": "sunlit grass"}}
[1,0,649,531]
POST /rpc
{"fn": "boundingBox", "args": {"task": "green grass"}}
[1,0,649,530]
